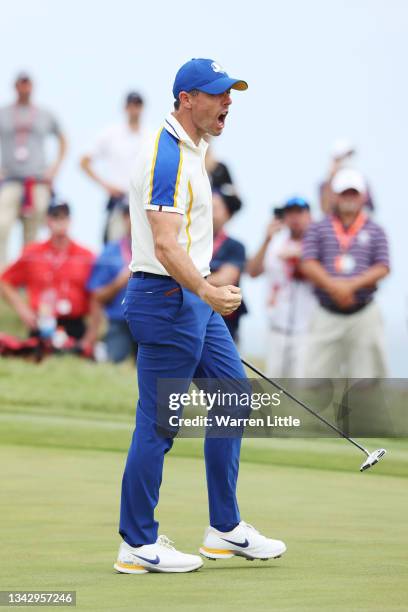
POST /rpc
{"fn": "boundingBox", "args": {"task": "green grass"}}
[1,305,408,611]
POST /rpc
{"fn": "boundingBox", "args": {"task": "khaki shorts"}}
[0,180,50,269]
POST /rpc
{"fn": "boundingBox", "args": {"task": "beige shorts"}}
[0,180,50,269]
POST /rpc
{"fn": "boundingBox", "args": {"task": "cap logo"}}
[211,62,226,74]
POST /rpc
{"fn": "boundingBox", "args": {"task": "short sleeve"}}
[302,222,320,261]
[1,249,30,287]
[371,225,390,269]
[226,240,246,271]
[143,128,186,215]
[87,246,122,291]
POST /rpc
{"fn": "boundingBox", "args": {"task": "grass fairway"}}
[1,354,408,611]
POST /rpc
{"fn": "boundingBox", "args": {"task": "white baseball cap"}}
[332,168,367,194]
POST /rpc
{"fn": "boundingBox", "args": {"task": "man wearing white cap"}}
[319,139,374,214]
[301,168,390,378]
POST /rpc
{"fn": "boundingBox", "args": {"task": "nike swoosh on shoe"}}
[132,554,160,565]
[220,537,249,548]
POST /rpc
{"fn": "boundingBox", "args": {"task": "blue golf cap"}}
[173,58,248,99]
[282,196,310,211]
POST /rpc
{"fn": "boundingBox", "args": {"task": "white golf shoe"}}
[114,535,203,574]
[199,521,287,561]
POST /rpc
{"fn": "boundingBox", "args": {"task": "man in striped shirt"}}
[301,168,390,378]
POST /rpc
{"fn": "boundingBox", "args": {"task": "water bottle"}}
[37,289,57,340]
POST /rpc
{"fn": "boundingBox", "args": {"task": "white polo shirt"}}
[86,122,149,192]
[129,113,213,276]
[263,228,317,334]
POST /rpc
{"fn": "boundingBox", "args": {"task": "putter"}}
[241,358,387,472]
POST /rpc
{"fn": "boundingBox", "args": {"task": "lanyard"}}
[13,103,37,147]
[119,237,132,264]
[331,212,367,252]
[45,243,72,280]
[212,229,228,257]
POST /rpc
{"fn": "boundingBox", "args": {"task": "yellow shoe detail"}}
[116,561,146,571]
[201,546,233,555]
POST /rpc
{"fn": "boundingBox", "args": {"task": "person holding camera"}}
[247,197,316,377]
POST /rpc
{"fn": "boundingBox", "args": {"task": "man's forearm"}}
[208,264,240,287]
[1,282,26,313]
[320,181,333,214]
[349,264,389,291]
[0,281,36,328]
[54,133,67,173]
[300,259,334,291]
[82,297,103,346]
[155,240,209,297]
[80,156,105,188]
[147,210,241,314]
[93,277,126,305]
[80,157,100,183]
[246,239,269,277]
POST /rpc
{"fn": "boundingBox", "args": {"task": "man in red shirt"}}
[0,200,97,346]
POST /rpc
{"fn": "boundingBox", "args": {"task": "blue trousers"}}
[119,276,247,546]
[105,319,134,363]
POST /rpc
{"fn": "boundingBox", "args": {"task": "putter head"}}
[360,448,387,472]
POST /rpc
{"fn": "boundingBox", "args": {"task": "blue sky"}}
[2,0,408,374]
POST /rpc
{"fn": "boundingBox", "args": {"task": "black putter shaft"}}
[241,358,368,455]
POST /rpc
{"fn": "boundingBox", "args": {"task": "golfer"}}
[114,58,286,574]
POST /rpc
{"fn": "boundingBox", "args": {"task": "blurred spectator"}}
[205,145,233,189]
[302,168,390,378]
[0,200,97,350]
[80,91,147,243]
[0,72,67,268]
[247,197,316,377]
[319,138,374,214]
[87,199,135,363]
[208,185,247,341]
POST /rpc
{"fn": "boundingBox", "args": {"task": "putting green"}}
[1,356,407,611]
[1,442,407,611]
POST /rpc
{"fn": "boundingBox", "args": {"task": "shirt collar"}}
[45,237,73,253]
[164,113,209,155]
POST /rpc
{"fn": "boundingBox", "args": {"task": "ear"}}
[179,91,193,110]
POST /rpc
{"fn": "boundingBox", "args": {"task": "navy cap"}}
[173,58,248,99]
[126,91,144,105]
[47,196,70,217]
[282,196,310,212]
[213,183,243,216]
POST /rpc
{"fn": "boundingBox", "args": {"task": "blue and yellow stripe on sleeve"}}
[148,128,184,208]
